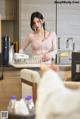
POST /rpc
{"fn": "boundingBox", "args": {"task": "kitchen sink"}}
[57,49,72,65]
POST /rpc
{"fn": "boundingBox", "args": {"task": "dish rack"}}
[14,54,42,64]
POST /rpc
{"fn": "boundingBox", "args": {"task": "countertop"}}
[10,62,71,71]
[59,64,71,71]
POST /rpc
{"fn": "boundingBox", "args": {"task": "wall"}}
[57,1,80,50]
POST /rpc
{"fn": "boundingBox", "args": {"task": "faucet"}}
[66,37,75,51]
[58,37,60,49]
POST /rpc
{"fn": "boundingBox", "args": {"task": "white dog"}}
[36,69,80,119]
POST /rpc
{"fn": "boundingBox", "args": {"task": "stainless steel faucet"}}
[58,37,60,49]
[66,37,75,51]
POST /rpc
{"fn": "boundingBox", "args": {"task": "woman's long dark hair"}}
[30,11,45,31]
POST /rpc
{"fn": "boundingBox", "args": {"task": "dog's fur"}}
[36,69,80,119]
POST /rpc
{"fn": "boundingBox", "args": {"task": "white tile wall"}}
[57,2,80,50]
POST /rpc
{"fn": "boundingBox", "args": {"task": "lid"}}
[25,96,32,100]
[11,96,16,100]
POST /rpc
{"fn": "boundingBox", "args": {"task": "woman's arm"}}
[19,35,30,53]
[42,32,57,61]
[48,32,57,59]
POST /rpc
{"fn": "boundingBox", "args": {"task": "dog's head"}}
[40,64,59,77]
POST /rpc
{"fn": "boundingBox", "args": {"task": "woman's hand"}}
[42,54,50,62]
[19,49,24,53]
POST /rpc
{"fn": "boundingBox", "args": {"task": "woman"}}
[19,11,57,62]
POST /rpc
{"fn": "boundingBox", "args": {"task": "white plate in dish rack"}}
[14,53,29,60]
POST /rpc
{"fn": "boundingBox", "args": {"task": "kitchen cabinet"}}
[0,0,17,20]
[0,15,1,53]
[57,3,80,51]
[0,0,19,44]
[0,67,22,111]
[61,70,71,81]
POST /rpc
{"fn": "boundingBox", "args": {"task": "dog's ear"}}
[40,64,59,77]
[40,64,50,77]
[49,64,59,72]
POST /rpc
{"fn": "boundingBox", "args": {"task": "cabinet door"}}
[0,0,17,20]
[0,68,22,111]
[0,15,1,53]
